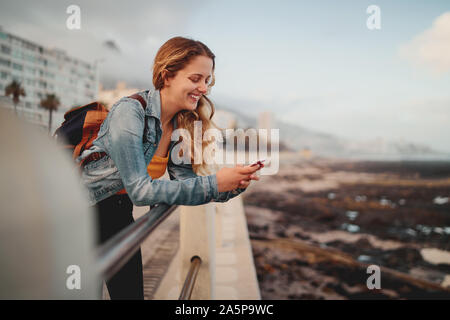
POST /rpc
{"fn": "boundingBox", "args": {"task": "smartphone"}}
[250,159,268,167]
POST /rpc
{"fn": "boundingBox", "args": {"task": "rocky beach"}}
[243,156,450,299]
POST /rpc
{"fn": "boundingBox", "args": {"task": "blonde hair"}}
[153,37,217,173]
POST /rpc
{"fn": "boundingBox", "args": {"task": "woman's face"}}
[164,55,213,112]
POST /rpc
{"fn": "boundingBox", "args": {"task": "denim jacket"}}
[78,89,244,206]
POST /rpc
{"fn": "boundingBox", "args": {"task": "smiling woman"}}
[76,36,263,299]
[153,37,217,171]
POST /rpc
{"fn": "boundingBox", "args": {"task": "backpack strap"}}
[128,93,149,143]
[128,93,147,110]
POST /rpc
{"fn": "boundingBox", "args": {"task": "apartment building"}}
[0,27,98,114]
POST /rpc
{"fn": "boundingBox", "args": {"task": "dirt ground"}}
[243,157,450,299]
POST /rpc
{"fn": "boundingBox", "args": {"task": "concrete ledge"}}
[154,196,260,300]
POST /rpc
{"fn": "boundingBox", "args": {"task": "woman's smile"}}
[188,93,201,103]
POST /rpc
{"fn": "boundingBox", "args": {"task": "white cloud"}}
[399,12,450,74]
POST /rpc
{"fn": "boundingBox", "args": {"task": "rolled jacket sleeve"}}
[105,101,220,206]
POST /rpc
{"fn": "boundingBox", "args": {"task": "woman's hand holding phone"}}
[216,163,264,192]
[239,160,266,187]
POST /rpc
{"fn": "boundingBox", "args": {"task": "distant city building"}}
[258,111,273,143]
[258,111,272,131]
[212,109,237,129]
[98,81,141,109]
[0,28,98,114]
[300,147,312,159]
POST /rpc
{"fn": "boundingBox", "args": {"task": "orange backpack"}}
[54,94,147,166]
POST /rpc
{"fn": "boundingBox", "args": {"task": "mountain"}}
[214,104,450,160]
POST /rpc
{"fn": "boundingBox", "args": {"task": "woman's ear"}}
[162,70,171,88]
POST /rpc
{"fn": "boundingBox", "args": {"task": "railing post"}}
[179,203,216,299]
[179,256,202,300]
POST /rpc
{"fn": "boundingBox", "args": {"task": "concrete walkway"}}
[214,196,261,299]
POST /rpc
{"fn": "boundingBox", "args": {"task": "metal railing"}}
[95,203,206,300]
[96,203,178,281]
[179,256,202,300]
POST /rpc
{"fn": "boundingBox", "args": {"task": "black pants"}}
[95,194,144,300]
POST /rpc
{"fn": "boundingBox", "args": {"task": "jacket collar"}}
[146,88,161,120]
[147,88,180,129]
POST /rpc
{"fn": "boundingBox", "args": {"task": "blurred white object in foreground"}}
[0,109,99,299]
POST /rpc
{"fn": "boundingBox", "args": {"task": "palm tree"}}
[4,80,26,114]
[39,93,60,134]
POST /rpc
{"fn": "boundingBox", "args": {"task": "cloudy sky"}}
[1,0,449,152]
